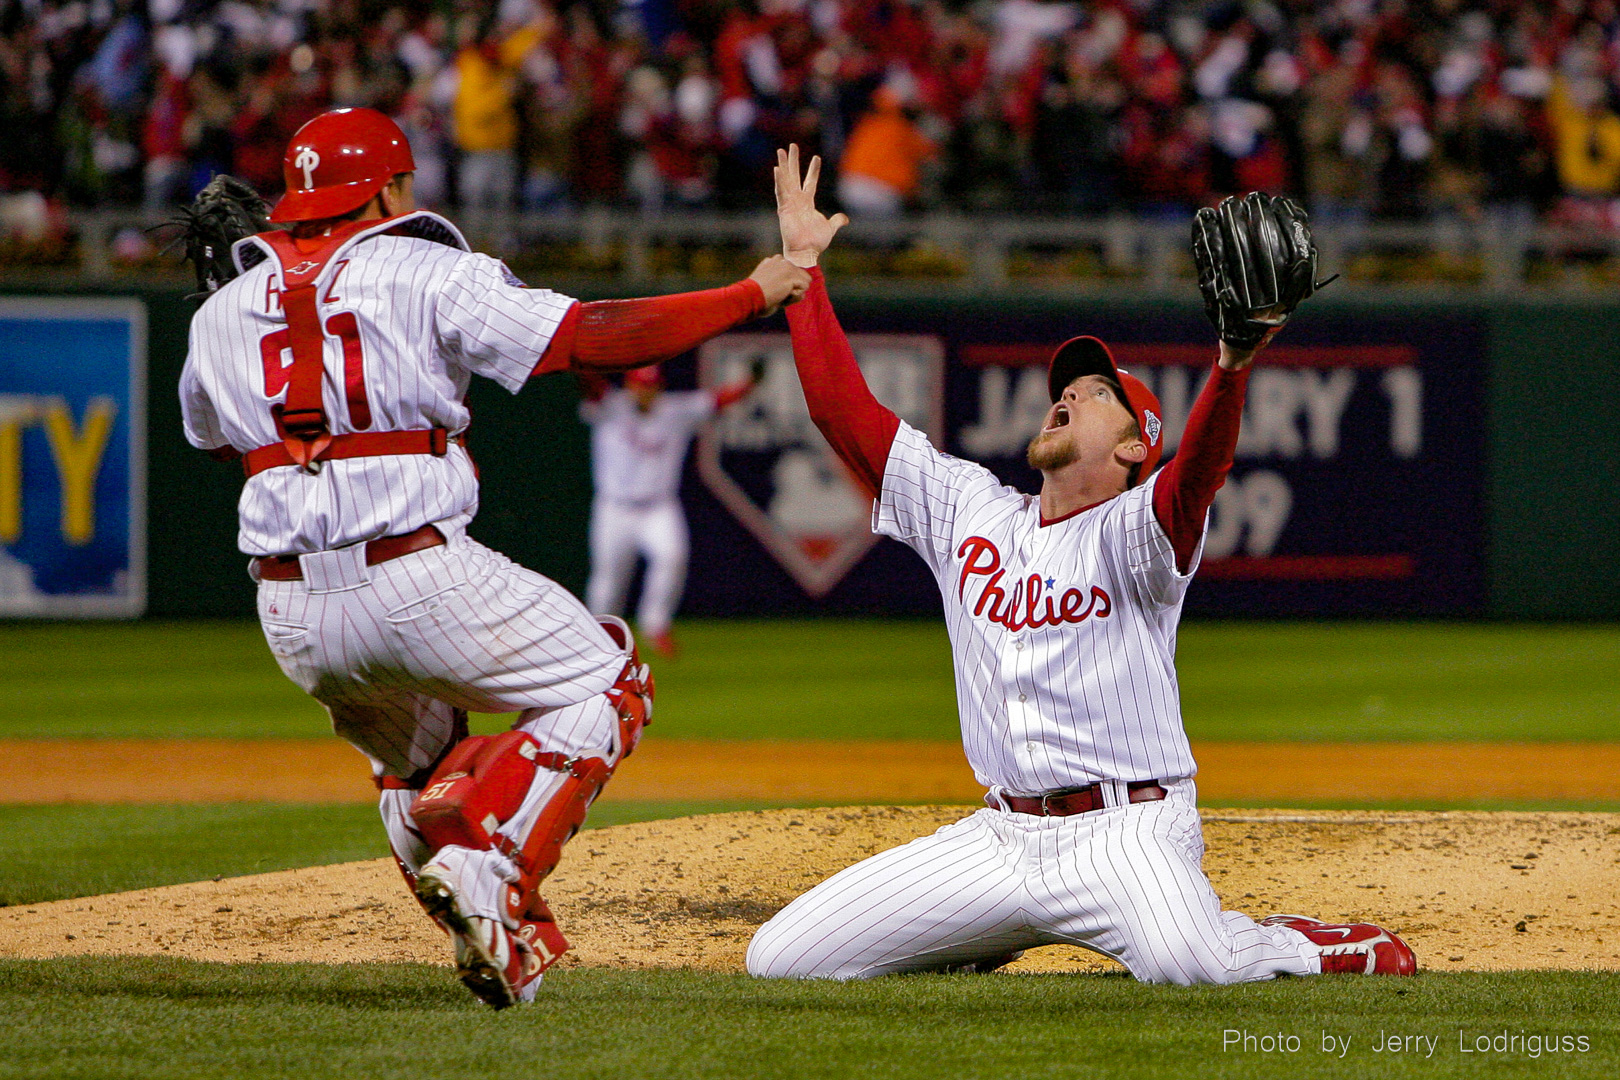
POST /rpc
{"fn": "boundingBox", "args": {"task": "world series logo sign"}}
[0,297,146,617]
[697,333,944,598]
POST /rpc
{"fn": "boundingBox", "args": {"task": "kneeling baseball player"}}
[747,146,1415,983]
[175,109,809,1008]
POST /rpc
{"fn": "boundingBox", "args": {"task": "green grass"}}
[0,960,1613,1079]
[0,620,1617,742]
[1175,623,1620,742]
[0,801,763,907]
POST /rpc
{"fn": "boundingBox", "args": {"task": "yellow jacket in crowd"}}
[1547,75,1620,196]
[453,23,543,154]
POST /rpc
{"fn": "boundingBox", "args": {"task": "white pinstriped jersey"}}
[875,421,1203,798]
[581,389,715,505]
[180,211,576,556]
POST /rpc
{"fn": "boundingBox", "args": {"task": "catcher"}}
[747,152,1413,982]
[171,110,809,1008]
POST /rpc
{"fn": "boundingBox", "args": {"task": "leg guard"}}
[406,616,656,973]
[599,614,654,753]
[411,731,549,852]
[410,738,603,973]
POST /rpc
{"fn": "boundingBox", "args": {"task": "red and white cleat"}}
[416,860,543,1008]
[1262,914,1417,976]
[650,630,679,659]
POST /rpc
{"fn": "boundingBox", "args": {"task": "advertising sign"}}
[0,297,146,617]
[696,333,944,598]
[679,307,1484,617]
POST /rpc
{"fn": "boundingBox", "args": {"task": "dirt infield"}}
[7,739,1620,805]
[3,807,1618,975]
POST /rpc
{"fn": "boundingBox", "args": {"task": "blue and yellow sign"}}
[0,298,145,617]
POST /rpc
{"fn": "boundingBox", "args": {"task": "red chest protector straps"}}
[249,222,463,477]
[259,227,366,471]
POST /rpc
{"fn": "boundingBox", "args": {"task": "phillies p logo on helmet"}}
[270,108,416,224]
[294,147,321,190]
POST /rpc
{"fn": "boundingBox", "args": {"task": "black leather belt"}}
[1004,780,1167,817]
[254,524,445,581]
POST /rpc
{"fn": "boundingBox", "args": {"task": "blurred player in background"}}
[580,359,764,656]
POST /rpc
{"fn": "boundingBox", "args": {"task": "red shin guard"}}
[499,754,613,896]
[404,634,656,974]
[410,731,545,852]
[508,892,571,972]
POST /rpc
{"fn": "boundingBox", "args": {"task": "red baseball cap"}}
[1047,336,1164,485]
[625,365,663,389]
[270,108,416,223]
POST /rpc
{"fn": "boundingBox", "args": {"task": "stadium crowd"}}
[4,0,1620,236]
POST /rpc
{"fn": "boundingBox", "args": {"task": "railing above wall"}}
[12,208,1620,296]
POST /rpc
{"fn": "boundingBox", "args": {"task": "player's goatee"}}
[1026,430,1078,471]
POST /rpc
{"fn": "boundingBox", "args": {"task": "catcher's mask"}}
[271,108,415,223]
[1047,336,1164,486]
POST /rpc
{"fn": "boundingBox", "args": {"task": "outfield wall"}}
[0,283,1613,619]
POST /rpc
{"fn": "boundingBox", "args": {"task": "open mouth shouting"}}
[1043,402,1072,433]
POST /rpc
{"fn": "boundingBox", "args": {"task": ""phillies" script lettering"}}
[955,536,1111,631]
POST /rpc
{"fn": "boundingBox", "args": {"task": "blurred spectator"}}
[1547,74,1620,197]
[838,79,936,217]
[516,30,583,210]
[1030,43,1124,213]
[452,12,545,212]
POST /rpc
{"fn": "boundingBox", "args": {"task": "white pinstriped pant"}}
[586,497,689,638]
[747,780,1319,985]
[255,527,623,781]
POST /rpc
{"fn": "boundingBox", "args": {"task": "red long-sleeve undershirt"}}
[788,267,1249,576]
[1152,362,1251,573]
[785,269,900,498]
[533,279,767,377]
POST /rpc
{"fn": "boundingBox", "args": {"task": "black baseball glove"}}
[1191,192,1335,350]
[167,174,272,298]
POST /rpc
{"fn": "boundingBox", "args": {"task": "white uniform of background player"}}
[747,147,1416,984]
[176,108,808,1007]
[581,365,758,654]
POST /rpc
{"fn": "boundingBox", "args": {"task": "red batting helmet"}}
[625,365,664,389]
[1048,336,1165,485]
[270,108,416,224]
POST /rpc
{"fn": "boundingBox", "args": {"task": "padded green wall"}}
[1486,305,1620,617]
[5,284,1616,618]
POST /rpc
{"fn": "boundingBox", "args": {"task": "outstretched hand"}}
[774,144,849,268]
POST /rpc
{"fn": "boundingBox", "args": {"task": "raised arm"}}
[1151,341,1254,573]
[776,145,898,497]
[532,257,810,376]
[1162,191,1330,572]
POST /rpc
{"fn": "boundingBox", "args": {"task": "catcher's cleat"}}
[416,861,541,1008]
[1261,914,1417,976]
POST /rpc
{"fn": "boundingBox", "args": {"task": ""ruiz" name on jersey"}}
[955,536,1111,632]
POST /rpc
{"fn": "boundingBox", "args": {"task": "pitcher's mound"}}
[4,807,1618,973]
